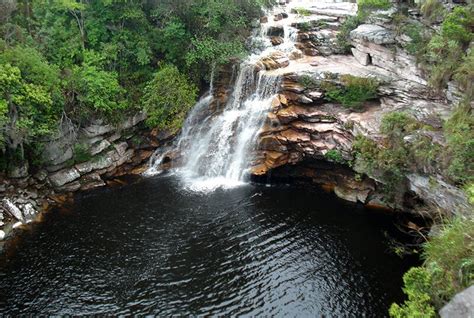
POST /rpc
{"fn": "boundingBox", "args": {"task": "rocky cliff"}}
[0,113,170,242]
[242,1,471,216]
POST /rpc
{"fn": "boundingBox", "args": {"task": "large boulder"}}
[350,24,396,45]
[440,285,474,318]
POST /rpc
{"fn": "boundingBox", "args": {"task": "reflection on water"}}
[0,175,416,316]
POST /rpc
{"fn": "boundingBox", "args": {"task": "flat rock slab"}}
[350,24,396,45]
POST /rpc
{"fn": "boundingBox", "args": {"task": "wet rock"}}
[3,199,25,222]
[277,107,299,124]
[304,48,319,56]
[114,142,129,156]
[334,185,371,203]
[49,168,81,187]
[22,203,36,220]
[259,51,289,70]
[82,123,114,138]
[271,36,284,46]
[267,26,284,37]
[289,49,303,60]
[282,81,305,93]
[259,135,288,152]
[308,91,324,102]
[274,13,283,21]
[61,181,81,192]
[80,173,106,191]
[440,285,474,318]
[280,129,311,143]
[260,16,268,23]
[298,95,313,104]
[120,112,147,130]
[107,132,122,143]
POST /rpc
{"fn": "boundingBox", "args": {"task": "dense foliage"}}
[390,217,474,317]
[0,0,270,171]
[142,64,197,132]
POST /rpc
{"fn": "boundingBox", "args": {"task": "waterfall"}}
[180,65,281,188]
[147,3,298,191]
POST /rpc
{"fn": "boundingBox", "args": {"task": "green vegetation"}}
[142,64,197,132]
[357,0,392,11]
[336,15,363,53]
[325,149,345,164]
[0,0,269,172]
[294,7,311,16]
[322,75,379,110]
[400,22,429,56]
[390,217,474,317]
[420,6,474,90]
[420,0,446,23]
[443,100,474,185]
[73,143,93,164]
[353,112,443,201]
[298,74,318,89]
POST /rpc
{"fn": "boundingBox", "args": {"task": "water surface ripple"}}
[0,175,415,316]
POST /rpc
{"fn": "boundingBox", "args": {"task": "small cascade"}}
[147,3,299,191]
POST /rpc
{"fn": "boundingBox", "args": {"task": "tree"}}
[0,63,57,159]
[142,64,197,131]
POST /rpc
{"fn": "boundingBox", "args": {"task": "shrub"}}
[420,0,446,23]
[323,75,379,110]
[443,100,474,185]
[453,49,474,96]
[390,217,474,317]
[420,6,474,89]
[381,112,420,138]
[298,22,312,32]
[440,6,474,46]
[142,64,197,131]
[424,217,474,307]
[389,267,436,318]
[325,149,345,164]
[401,23,429,56]
[336,15,363,53]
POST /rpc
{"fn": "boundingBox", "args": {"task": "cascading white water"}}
[181,66,280,185]
[147,3,299,191]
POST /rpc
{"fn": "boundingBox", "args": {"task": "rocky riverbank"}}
[0,112,171,244]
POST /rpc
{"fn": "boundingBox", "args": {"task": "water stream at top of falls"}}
[147,4,300,191]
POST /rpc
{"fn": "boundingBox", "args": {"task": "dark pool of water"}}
[0,175,416,316]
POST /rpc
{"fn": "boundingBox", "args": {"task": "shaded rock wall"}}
[244,1,471,216]
[0,113,171,242]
